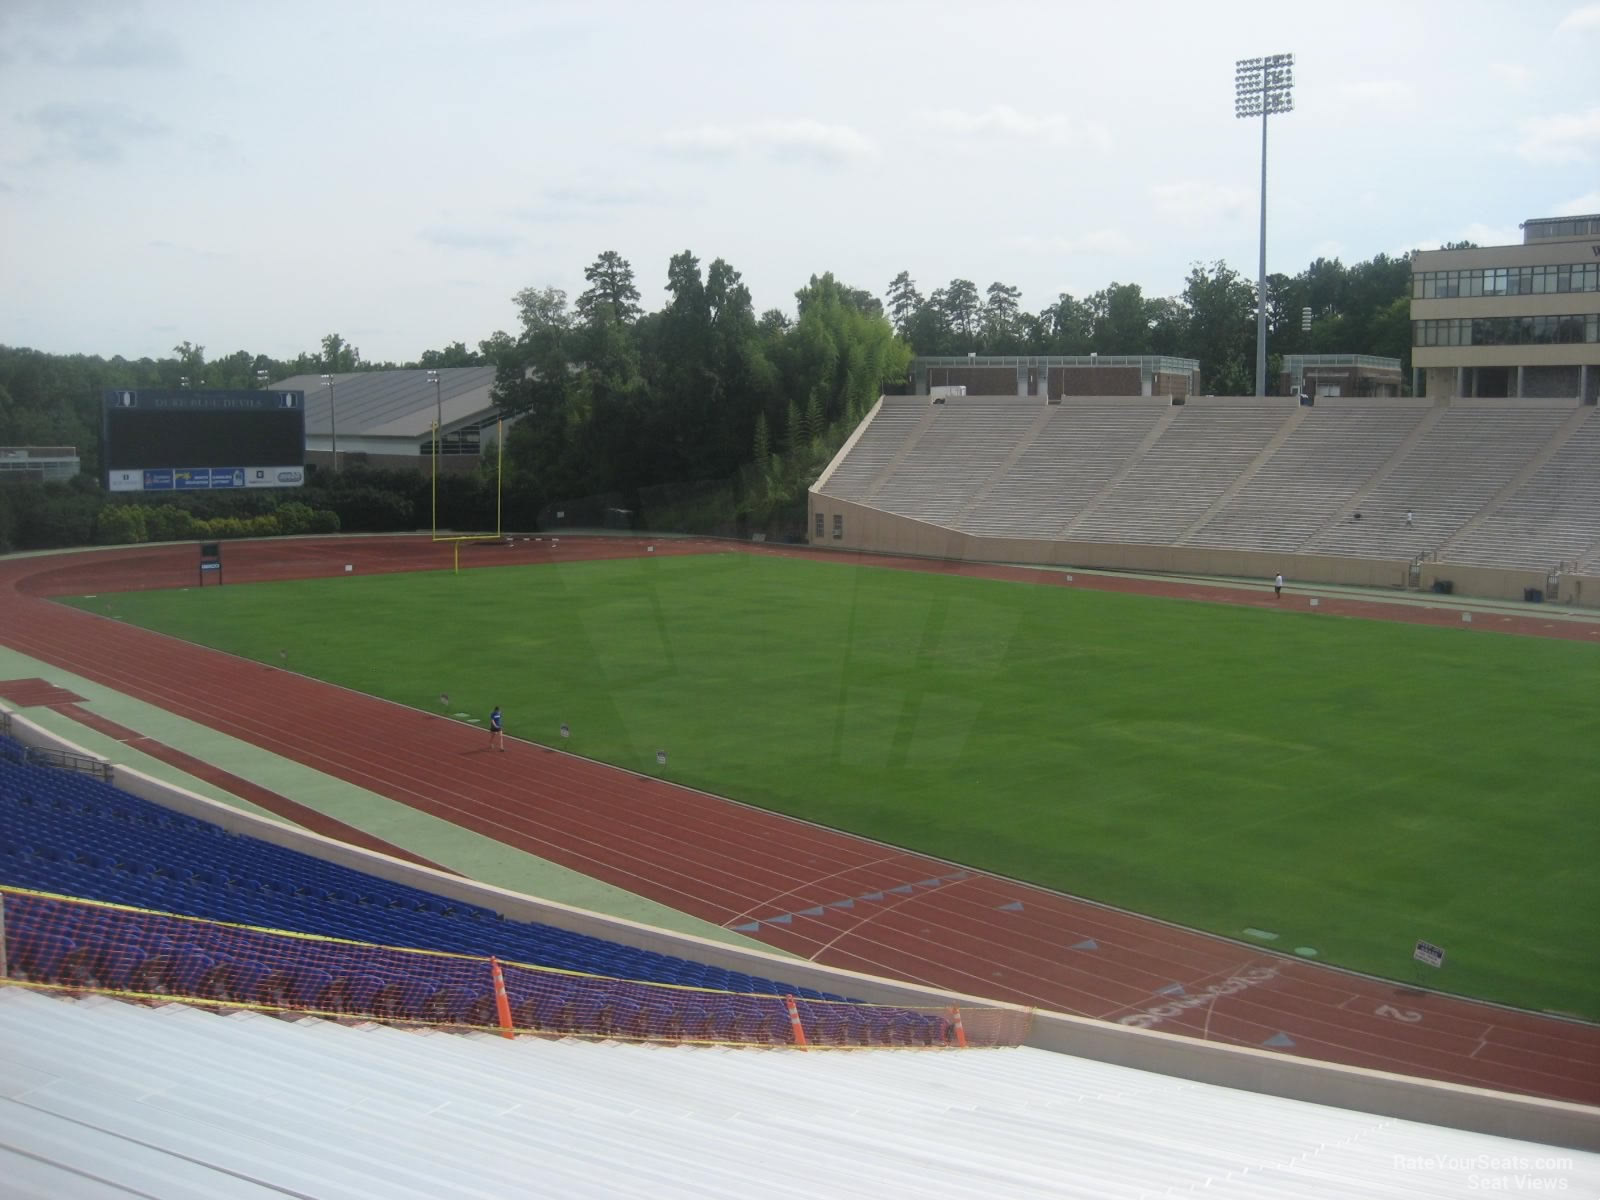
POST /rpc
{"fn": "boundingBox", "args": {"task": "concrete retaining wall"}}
[808,495,1413,591]
[1424,561,1553,604]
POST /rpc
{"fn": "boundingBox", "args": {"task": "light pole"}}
[426,369,442,453]
[427,368,442,533]
[1235,52,1294,397]
[255,368,270,389]
[320,373,337,471]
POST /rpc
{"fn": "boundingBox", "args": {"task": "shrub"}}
[144,504,195,542]
[95,504,147,545]
[275,501,316,535]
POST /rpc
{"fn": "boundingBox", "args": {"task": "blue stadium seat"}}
[1,755,860,1010]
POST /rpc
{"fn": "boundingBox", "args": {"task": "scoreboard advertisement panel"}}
[102,389,306,492]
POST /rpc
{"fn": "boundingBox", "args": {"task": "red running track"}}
[2,536,1597,1105]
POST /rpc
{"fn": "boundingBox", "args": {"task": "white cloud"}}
[419,226,520,255]
[1557,4,1600,30]
[1335,80,1417,108]
[1488,62,1530,87]
[1553,190,1600,215]
[66,24,184,69]
[658,120,875,165]
[22,101,167,164]
[1516,107,1600,163]
[1408,222,1522,253]
[917,105,1111,151]
[147,239,225,260]
[1012,230,1135,256]
[514,182,659,224]
[1149,180,1253,227]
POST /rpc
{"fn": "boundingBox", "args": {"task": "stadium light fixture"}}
[255,368,270,389]
[320,373,338,471]
[426,369,442,453]
[1235,52,1294,397]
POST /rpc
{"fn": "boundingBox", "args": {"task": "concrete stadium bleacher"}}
[812,395,1600,594]
[1062,401,1295,545]
[858,399,1041,525]
[957,402,1170,538]
[1303,402,1575,561]
[1437,408,1600,570]
[812,398,927,502]
[1183,402,1430,553]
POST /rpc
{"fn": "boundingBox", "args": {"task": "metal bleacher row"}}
[821,397,1600,570]
[0,736,852,1008]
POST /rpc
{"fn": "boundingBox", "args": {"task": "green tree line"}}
[0,246,1419,551]
[887,252,1416,395]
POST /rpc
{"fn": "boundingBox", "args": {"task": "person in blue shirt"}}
[489,706,505,752]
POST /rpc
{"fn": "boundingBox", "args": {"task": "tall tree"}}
[885,271,923,339]
[1039,293,1091,355]
[1087,282,1154,356]
[416,340,486,368]
[1181,261,1256,394]
[171,340,206,382]
[940,279,981,341]
[320,333,358,372]
[982,281,1023,351]
[576,250,642,326]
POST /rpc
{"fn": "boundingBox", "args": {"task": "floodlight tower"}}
[426,369,442,450]
[320,373,338,470]
[1235,52,1294,397]
[427,368,442,533]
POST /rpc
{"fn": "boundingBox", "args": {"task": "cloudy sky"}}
[2,0,1598,363]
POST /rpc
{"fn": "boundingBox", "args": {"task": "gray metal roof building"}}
[271,367,502,465]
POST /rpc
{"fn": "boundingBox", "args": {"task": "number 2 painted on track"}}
[1376,1004,1422,1023]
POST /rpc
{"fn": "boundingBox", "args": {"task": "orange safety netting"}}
[0,887,1031,1049]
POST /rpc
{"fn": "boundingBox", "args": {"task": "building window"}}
[814,512,824,538]
[832,514,843,539]
[1411,262,1600,298]
[1526,217,1600,240]
[1416,314,1600,347]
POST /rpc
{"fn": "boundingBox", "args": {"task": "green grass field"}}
[64,552,1600,1019]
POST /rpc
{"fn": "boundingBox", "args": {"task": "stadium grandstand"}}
[810,394,1600,605]
[2,709,1596,1196]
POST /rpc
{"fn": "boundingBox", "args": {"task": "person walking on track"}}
[489,705,505,751]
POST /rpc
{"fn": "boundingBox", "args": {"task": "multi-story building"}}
[1410,213,1600,402]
